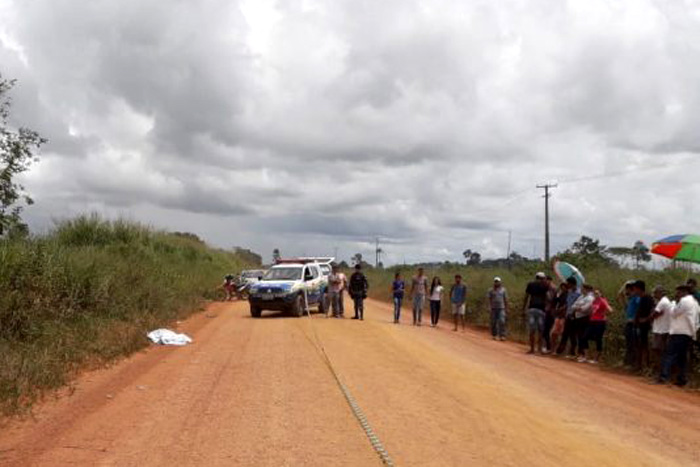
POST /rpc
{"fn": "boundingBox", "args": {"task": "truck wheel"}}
[292,294,306,317]
[250,305,262,318]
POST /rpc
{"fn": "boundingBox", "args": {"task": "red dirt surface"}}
[1,299,699,466]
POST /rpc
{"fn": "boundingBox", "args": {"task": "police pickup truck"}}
[247,259,330,317]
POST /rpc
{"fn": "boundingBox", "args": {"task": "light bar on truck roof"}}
[275,257,335,265]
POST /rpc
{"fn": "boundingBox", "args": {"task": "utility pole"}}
[536,183,557,262]
[506,230,512,270]
[375,237,381,268]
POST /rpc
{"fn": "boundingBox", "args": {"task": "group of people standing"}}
[390,268,469,331]
[522,272,700,385]
[327,263,699,386]
[523,272,614,363]
[617,278,700,386]
[327,264,369,320]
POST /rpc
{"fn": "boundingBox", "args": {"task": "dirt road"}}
[2,299,700,466]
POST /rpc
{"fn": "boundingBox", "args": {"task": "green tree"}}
[632,240,651,268]
[463,249,481,266]
[1,75,46,237]
[609,240,651,269]
[272,248,281,263]
[352,252,363,266]
[557,235,616,268]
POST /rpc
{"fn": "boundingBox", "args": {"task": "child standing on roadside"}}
[429,277,444,327]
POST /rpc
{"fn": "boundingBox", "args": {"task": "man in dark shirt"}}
[348,264,369,320]
[634,280,654,369]
[523,272,550,354]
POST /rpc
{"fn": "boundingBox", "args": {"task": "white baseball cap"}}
[535,272,546,279]
[494,277,502,282]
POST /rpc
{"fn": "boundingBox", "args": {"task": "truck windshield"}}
[263,267,302,281]
[242,270,263,278]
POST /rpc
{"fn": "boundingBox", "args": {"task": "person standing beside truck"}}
[327,264,346,318]
[349,264,369,320]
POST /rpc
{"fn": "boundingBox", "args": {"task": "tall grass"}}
[0,215,252,415]
[364,263,696,377]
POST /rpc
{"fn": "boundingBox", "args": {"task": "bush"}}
[0,215,251,415]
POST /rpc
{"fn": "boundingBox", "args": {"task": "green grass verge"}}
[0,215,253,415]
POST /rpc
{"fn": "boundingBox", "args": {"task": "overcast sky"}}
[2,0,700,265]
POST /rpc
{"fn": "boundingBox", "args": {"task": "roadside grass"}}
[0,215,251,416]
[363,264,698,381]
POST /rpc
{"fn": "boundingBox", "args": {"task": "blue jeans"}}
[413,294,425,324]
[490,309,506,337]
[527,308,545,334]
[660,334,692,385]
[393,295,403,322]
[329,291,342,317]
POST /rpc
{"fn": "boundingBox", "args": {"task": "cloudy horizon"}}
[2,0,700,265]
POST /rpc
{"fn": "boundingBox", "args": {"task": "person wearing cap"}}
[487,277,508,340]
[523,272,549,354]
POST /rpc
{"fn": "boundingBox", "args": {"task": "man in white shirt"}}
[651,286,673,366]
[657,285,700,386]
[327,264,347,318]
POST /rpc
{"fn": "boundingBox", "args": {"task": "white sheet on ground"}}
[147,329,192,346]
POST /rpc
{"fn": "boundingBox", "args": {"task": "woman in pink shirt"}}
[580,289,613,363]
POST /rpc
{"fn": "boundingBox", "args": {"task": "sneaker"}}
[499,336,506,341]
[587,359,598,364]
[576,357,587,363]
[492,336,498,340]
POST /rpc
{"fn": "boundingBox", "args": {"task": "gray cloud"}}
[3,0,700,264]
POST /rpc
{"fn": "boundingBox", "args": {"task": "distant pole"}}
[506,230,512,270]
[536,183,557,262]
[334,246,339,261]
[375,237,380,268]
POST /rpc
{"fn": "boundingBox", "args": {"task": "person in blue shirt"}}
[556,277,581,357]
[391,272,405,324]
[617,280,640,367]
[450,275,468,331]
